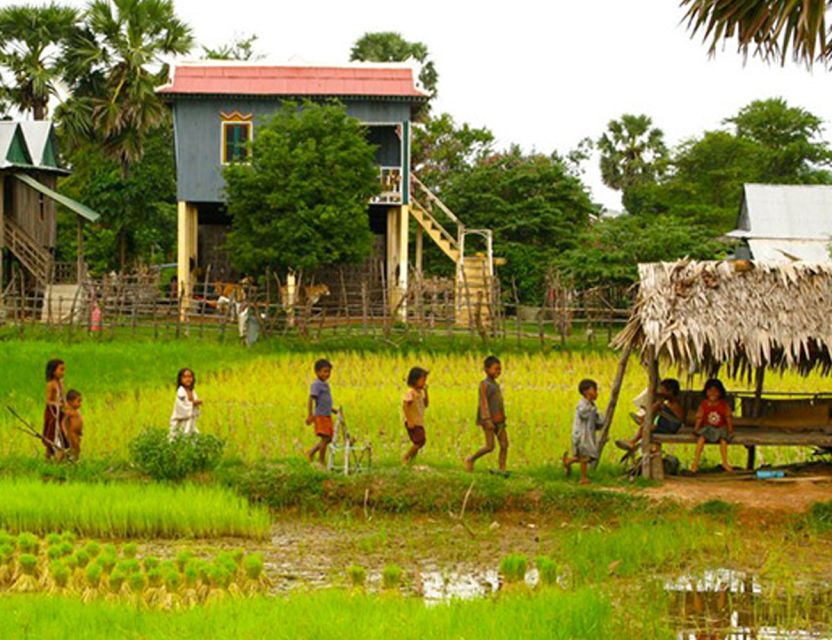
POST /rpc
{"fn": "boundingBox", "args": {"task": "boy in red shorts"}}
[402,367,429,464]
[306,359,334,464]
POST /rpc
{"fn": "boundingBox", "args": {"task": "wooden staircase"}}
[3,218,52,287]
[409,176,495,327]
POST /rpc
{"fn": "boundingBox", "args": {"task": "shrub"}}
[128,428,225,481]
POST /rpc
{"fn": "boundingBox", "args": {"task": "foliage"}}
[350,31,438,97]
[57,122,177,272]
[535,556,558,586]
[806,500,832,532]
[224,101,378,277]
[499,554,528,583]
[128,429,225,482]
[597,114,668,193]
[442,146,598,302]
[347,564,366,588]
[202,33,262,61]
[681,0,830,67]
[381,564,402,589]
[0,2,80,119]
[0,478,269,538]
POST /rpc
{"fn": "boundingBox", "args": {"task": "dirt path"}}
[643,474,832,514]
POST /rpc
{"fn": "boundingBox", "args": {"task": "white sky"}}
[21,0,832,210]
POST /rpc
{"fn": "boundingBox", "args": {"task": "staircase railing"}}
[4,218,51,286]
[410,175,465,245]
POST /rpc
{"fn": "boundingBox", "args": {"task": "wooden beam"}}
[0,177,4,310]
[76,219,84,282]
[641,347,659,479]
[594,340,633,466]
[415,224,423,277]
[747,366,766,471]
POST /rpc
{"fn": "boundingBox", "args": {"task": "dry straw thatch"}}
[613,260,832,378]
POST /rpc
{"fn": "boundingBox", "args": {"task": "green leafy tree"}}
[442,147,597,302]
[597,114,668,193]
[57,122,177,273]
[681,0,830,67]
[202,33,262,61]
[412,112,494,193]
[224,101,379,278]
[0,3,80,119]
[350,31,438,97]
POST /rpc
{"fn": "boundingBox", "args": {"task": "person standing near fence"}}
[169,368,202,439]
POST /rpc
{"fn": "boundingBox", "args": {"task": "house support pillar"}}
[177,201,198,316]
[386,205,409,319]
[641,347,660,479]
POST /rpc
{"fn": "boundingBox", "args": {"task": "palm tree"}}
[0,3,80,120]
[61,0,192,172]
[680,0,831,67]
[597,114,668,193]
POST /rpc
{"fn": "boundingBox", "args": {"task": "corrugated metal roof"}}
[14,173,100,222]
[157,62,429,99]
[735,183,832,240]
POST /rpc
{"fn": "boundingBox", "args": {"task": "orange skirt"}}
[314,415,333,438]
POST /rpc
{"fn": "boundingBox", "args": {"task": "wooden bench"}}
[650,391,832,469]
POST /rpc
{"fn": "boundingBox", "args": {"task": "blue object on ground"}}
[756,470,785,479]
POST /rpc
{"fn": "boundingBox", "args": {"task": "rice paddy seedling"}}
[85,541,101,558]
[128,571,147,592]
[85,563,102,588]
[242,553,263,581]
[59,541,74,557]
[499,554,528,583]
[96,554,116,574]
[176,551,195,572]
[535,557,558,587]
[46,533,61,546]
[49,560,71,589]
[147,567,164,588]
[143,556,159,572]
[108,571,125,594]
[47,545,63,561]
[347,565,366,588]
[381,564,402,590]
[17,532,39,554]
[75,549,91,568]
[0,478,270,539]
[12,553,39,592]
[122,542,138,558]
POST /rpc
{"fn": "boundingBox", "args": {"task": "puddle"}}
[667,569,832,640]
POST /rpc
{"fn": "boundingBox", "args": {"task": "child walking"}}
[465,355,508,473]
[43,359,67,460]
[563,379,605,484]
[306,359,334,465]
[402,367,429,464]
[690,378,734,473]
[62,389,84,461]
[169,368,202,438]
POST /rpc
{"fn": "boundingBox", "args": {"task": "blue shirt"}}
[310,379,333,416]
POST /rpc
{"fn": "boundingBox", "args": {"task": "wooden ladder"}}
[3,218,52,287]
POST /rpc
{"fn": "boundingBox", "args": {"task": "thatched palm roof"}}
[612,260,832,377]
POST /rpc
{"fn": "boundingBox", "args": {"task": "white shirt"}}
[169,385,200,436]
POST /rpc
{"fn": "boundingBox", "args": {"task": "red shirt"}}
[699,399,730,428]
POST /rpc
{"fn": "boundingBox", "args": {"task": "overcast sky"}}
[26,0,832,210]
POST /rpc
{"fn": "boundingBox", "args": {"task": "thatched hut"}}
[603,260,832,478]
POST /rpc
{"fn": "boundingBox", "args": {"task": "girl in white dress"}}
[169,368,202,438]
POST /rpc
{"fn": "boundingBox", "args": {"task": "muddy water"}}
[666,569,832,639]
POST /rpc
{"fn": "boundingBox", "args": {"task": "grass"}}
[0,478,270,539]
[0,588,673,640]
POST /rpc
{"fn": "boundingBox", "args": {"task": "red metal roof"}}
[158,64,427,99]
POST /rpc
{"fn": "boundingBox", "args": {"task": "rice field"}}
[0,479,270,539]
[2,341,828,468]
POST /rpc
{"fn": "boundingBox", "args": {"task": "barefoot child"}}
[465,355,508,472]
[43,359,67,460]
[169,368,202,438]
[563,379,604,484]
[306,359,334,464]
[690,378,734,473]
[62,389,84,461]
[615,378,684,453]
[402,367,429,464]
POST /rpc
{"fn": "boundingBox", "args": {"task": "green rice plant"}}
[243,553,264,581]
[17,532,39,554]
[45,533,61,546]
[347,565,366,588]
[0,479,270,539]
[84,541,101,558]
[499,554,528,583]
[74,549,91,568]
[85,563,102,588]
[807,500,832,532]
[381,564,402,590]
[215,552,238,575]
[116,559,140,575]
[107,570,125,594]
[127,571,146,593]
[18,553,37,575]
[11,553,39,592]
[96,553,116,574]
[64,553,78,570]
[49,560,71,589]
[143,556,159,572]
[59,541,74,557]
[61,531,76,544]
[163,569,180,592]
[535,556,558,587]
[47,545,63,561]
[103,544,117,557]
[147,567,163,589]
[231,549,245,566]
[122,543,138,559]
[176,551,194,572]
[692,499,737,524]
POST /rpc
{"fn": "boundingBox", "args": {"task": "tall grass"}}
[0,478,270,539]
[0,588,673,640]
[2,342,825,467]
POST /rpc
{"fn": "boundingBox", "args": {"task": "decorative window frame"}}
[220,111,254,165]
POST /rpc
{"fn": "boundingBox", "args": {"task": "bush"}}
[128,429,225,481]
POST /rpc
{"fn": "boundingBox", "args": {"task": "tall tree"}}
[202,33,263,61]
[350,32,438,97]
[0,3,79,120]
[57,0,192,268]
[681,0,830,67]
[224,102,379,279]
[597,114,668,194]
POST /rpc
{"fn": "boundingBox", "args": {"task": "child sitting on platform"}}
[690,378,734,474]
[615,378,685,453]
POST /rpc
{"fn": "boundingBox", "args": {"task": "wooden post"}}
[641,347,660,479]
[747,366,765,470]
[76,219,85,282]
[415,225,423,277]
[594,340,633,466]
[0,177,5,313]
